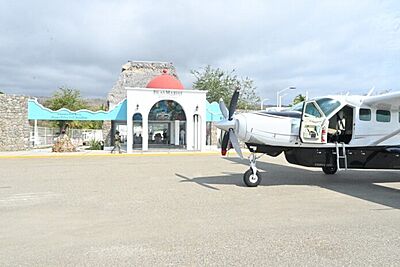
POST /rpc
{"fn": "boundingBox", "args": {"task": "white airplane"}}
[216,89,400,187]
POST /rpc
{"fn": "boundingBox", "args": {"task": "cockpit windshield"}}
[290,102,303,112]
[315,98,341,116]
[289,98,341,117]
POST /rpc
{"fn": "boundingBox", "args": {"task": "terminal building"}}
[12,61,224,153]
[105,61,210,153]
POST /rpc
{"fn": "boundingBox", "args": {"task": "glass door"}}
[148,122,170,146]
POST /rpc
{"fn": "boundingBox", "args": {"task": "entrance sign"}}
[29,98,223,122]
[153,89,183,97]
[28,99,127,121]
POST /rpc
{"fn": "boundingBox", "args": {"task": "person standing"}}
[111,130,122,154]
[179,128,186,146]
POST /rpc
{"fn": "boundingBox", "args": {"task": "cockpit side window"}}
[304,102,322,118]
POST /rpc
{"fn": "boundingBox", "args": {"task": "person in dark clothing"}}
[111,130,122,154]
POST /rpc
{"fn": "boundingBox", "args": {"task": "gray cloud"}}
[0,0,399,104]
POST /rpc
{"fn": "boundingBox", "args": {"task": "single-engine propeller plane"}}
[216,88,400,187]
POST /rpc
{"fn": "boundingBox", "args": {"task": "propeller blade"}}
[221,131,229,156]
[228,88,240,119]
[229,129,243,159]
[219,98,229,119]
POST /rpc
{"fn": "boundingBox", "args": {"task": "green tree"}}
[191,65,260,109]
[0,91,4,94]
[292,94,306,105]
[45,87,86,111]
[44,87,103,130]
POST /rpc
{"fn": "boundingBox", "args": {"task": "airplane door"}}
[300,101,328,144]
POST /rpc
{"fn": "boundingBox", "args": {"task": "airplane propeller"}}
[217,88,243,159]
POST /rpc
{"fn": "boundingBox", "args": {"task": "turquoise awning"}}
[28,99,223,122]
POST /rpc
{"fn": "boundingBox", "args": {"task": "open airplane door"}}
[299,101,328,144]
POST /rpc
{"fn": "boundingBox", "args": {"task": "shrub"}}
[86,139,103,150]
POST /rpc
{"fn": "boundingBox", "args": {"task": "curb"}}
[0,151,237,159]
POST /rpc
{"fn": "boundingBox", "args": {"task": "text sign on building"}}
[153,90,183,97]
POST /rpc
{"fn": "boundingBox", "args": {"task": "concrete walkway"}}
[0,147,224,158]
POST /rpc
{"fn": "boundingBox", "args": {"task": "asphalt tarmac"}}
[1,154,400,266]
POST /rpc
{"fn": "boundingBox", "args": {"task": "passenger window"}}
[376,110,391,122]
[359,108,371,121]
[305,102,322,118]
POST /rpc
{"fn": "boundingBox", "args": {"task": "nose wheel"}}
[243,152,263,187]
[243,168,261,187]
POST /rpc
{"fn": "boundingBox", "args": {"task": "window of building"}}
[359,108,371,121]
[376,110,391,122]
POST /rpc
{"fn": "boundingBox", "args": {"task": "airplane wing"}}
[362,91,400,109]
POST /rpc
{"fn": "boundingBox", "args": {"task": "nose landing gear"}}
[243,152,264,187]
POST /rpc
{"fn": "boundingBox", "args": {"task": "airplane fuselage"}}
[215,90,400,186]
[218,92,400,171]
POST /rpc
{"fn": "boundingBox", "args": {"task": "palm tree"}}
[292,94,306,105]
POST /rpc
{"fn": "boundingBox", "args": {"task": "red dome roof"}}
[146,70,184,90]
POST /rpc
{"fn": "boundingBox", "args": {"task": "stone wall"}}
[210,122,220,146]
[101,120,112,146]
[0,94,31,151]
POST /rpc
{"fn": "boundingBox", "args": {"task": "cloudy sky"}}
[0,0,399,104]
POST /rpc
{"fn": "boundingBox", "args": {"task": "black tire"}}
[243,169,262,187]
[322,166,337,175]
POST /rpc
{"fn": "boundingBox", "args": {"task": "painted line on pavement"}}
[0,151,247,159]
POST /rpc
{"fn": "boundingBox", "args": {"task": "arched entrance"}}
[148,100,186,149]
[132,113,143,150]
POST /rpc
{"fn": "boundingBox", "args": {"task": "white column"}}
[34,119,38,147]
[186,113,194,150]
[142,114,149,151]
[201,115,207,151]
[197,116,200,150]
[44,127,47,146]
[194,115,199,150]
[127,115,133,153]
[193,116,196,150]
[169,122,173,145]
[174,120,180,146]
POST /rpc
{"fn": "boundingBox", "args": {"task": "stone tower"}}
[107,61,178,106]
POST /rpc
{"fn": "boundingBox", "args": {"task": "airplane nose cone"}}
[215,119,236,132]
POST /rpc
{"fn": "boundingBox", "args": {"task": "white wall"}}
[126,87,207,153]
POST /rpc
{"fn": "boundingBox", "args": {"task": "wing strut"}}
[369,128,400,146]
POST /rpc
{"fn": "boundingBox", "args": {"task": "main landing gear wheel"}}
[322,166,337,175]
[243,169,261,187]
